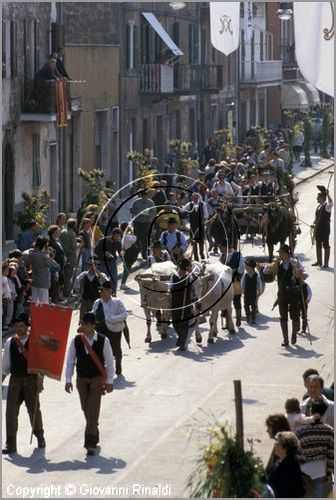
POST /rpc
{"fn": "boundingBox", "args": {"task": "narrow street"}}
[2,169,333,498]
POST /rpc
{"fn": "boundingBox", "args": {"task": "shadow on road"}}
[3,448,127,475]
[113,375,136,390]
[280,344,323,359]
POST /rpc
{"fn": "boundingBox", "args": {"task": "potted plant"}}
[187,422,265,498]
[15,189,51,231]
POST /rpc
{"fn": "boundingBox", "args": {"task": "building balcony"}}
[21,80,83,119]
[240,60,282,87]
[282,65,304,82]
[139,64,224,95]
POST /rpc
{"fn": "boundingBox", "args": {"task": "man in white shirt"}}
[2,313,45,454]
[212,172,234,197]
[301,374,334,428]
[160,218,188,263]
[92,282,128,376]
[65,312,114,456]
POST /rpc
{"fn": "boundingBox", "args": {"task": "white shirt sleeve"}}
[108,299,128,323]
[325,201,333,213]
[65,338,77,384]
[306,283,312,303]
[74,271,87,291]
[2,338,12,376]
[103,337,115,383]
[179,231,188,252]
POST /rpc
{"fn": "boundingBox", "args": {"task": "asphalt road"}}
[2,169,334,499]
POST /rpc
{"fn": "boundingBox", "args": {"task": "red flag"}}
[55,80,68,127]
[28,303,72,380]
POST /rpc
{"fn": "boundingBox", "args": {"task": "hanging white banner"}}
[294,2,334,97]
[210,2,240,56]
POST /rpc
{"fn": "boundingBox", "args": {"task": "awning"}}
[142,12,183,57]
[281,84,309,110]
[299,82,320,105]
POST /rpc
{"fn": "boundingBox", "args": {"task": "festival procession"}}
[2,1,334,498]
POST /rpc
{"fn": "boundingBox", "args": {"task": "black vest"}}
[277,262,299,297]
[260,182,274,196]
[170,274,193,321]
[315,203,331,226]
[10,337,29,376]
[83,274,101,301]
[74,333,105,379]
[189,203,204,230]
[244,272,257,299]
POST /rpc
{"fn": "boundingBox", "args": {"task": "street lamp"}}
[169,2,186,10]
[277,2,293,21]
[276,8,293,21]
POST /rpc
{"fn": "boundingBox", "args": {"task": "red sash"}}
[13,336,28,361]
[80,334,106,388]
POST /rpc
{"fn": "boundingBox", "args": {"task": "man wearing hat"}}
[219,242,244,327]
[74,257,109,320]
[160,218,188,264]
[183,192,208,261]
[312,186,333,268]
[2,313,45,454]
[92,282,128,376]
[260,171,274,201]
[241,258,263,324]
[170,258,195,351]
[276,244,303,346]
[130,191,156,260]
[65,312,114,455]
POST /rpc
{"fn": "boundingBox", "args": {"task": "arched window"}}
[2,142,15,240]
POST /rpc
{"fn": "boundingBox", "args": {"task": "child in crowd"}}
[241,258,263,324]
[285,397,320,433]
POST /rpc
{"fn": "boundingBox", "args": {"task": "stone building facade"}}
[2,1,83,251]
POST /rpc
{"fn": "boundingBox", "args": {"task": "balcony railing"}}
[22,80,70,114]
[282,66,303,82]
[139,64,223,94]
[240,60,282,85]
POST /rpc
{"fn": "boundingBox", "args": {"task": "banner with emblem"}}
[55,80,68,127]
[294,2,334,97]
[28,303,73,380]
[210,2,240,56]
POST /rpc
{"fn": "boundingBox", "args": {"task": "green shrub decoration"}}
[187,423,264,498]
[15,189,51,230]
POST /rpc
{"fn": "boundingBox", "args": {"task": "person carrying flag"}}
[65,312,114,456]
[2,313,45,454]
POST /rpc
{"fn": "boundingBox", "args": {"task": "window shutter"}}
[10,21,17,77]
[34,19,40,76]
[126,23,130,69]
[133,24,138,67]
[194,25,199,64]
[188,24,193,63]
[2,20,6,78]
[24,19,31,82]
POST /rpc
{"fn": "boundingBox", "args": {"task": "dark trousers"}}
[244,294,257,320]
[233,294,242,313]
[6,374,44,441]
[134,221,151,259]
[76,376,102,448]
[106,331,122,375]
[79,297,95,321]
[121,256,137,285]
[316,224,330,250]
[279,294,300,321]
[172,320,189,347]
